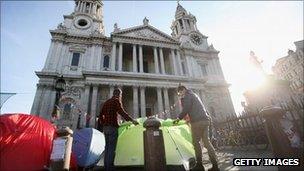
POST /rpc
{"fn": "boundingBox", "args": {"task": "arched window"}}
[103,55,110,69]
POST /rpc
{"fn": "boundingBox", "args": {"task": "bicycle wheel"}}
[253,134,269,150]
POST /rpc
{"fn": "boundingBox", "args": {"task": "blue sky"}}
[1,1,303,114]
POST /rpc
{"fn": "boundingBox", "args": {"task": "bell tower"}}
[74,0,103,20]
[171,2,208,50]
[171,2,198,38]
[58,0,105,35]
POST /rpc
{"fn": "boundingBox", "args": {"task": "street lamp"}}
[52,76,66,120]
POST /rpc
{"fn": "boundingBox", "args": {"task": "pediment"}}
[112,25,177,43]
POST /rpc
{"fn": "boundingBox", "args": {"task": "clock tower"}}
[171,2,208,51]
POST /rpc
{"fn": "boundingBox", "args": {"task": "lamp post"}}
[52,76,66,121]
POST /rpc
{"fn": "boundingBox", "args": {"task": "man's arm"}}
[116,99,138,125]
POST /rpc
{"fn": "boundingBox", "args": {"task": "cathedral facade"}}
[31,0,235,129]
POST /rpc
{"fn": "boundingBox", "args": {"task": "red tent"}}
[0,113,76,171]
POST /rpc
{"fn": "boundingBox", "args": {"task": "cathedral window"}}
[103,55,110,69]
[71,52,80,66]
[179,19,183,29]
[78,19,88,27]
[143,60,149,73]
[175,26,178,34]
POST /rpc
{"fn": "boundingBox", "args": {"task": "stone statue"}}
[143,17,149,25]
[113,23,120,32]
[57,23,66,30]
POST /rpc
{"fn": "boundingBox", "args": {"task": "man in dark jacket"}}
[173,85,219,171]
[99,88,139,171]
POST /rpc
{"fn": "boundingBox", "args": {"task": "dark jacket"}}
[99,95,133,128]
[178,90,210,122]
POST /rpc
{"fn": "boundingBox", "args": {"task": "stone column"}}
[81,2,85,12]
[82,85,91,114]
[48,90,57,120]
[90,86,98,127]
[44,41,56,70]
[76,1,80,12]
[90,45,95,70]
[109,86,114,98]
[140,86,146,116]
[170,49,178,75]
[182,19,186,31]
[118,43,123,71]
[163,88,170,111]
[185,57,193,77]
[98,45,103,71]
[176,50,183,75]
[79,2,83,12]
[88,3,91,13]
[39,87,52,120]
[216,58,225,78]
[139,45,144,73]
[56,44,67,73]
[157,87,164,113]
[159,48,165,74]
[133,44,137,72]
[153,47,159,74]
[133,86,139,118]
[31,85,43,115]
[92,3,97,14]
[211,59,216,75]
[111,42,116,71]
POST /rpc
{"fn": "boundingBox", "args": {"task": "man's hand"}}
[132,120,139,125]
[173,118,180,125]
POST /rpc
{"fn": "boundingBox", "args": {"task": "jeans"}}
[191,120,218,168]
[103,126,118,171]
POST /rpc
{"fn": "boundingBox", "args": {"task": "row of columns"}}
[32,84,206,128]
[111,42,184,75]
[75,1,101,16]
[83,85,184,124]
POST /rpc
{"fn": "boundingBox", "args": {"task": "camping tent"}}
[98,118,196,170]
[72,128,105,167]
[0,113,57,170]
[0,113,77,171]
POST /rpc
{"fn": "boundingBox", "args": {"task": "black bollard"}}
[260,106,303,171]
[143,117,167,171]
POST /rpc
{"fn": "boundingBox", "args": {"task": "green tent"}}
[104,118,196,170]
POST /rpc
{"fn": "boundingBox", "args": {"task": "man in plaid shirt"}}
[99,88,138,171]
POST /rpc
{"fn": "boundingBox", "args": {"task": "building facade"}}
[243,75,296,113]
[31,0,235,129]
[272,40,304,94]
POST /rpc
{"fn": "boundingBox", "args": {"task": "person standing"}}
[99,88,139,171]
[173,85,219,171]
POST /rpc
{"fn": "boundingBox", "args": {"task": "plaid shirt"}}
[99,95,133,127]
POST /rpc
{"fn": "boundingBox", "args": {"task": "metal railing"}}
[212,101,304,150]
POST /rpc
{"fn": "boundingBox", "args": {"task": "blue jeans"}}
[103,126,118,171]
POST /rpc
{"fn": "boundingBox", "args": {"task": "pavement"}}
[94,147,277,171]
[202,147,277,171]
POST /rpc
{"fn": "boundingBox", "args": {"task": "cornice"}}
[82,70,207,83]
